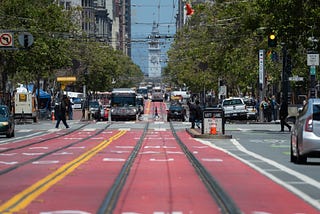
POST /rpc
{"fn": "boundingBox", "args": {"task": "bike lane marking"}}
[0,130,126,213]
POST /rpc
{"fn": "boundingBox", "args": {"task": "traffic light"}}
[268,33,277,47]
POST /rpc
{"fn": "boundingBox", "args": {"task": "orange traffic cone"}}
[210,117,217,135]
[51,111,55,121]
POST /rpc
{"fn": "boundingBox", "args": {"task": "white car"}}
[221,97,248,120]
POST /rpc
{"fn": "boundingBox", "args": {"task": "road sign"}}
[289,76,304,81]
[307,53,319,66]
[18,32,34,48]
[0,33,13,47]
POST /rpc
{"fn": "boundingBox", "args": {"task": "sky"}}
[131,0,179,75]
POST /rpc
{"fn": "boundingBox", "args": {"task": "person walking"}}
[67,96,73,120]
[55,95,70,129]
[279,100,291,132]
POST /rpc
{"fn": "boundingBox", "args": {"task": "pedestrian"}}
[55,95,70,129]
[188,100,202,129]
[271,95,279,121]
[68,96,73,120]
[260,97,271,122]
[279,100,291,132]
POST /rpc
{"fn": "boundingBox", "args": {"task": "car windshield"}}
[223,99,243,106]
[312,104,320,121]
[0,107,8,117]
[89,102,99,108]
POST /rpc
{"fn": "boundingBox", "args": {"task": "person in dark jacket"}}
[188,100,202,129]
[55,95,70,129]
[280,100,291,132]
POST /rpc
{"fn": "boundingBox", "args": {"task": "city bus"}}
[110,88,138,121]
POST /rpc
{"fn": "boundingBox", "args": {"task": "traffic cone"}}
[51,111,55,121]
[210,117,217,135]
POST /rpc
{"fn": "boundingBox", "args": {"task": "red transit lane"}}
[113,129,221,214]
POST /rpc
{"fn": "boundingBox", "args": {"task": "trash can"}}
[202,108,225,135]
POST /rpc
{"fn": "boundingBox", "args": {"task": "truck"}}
[14,86,38,122]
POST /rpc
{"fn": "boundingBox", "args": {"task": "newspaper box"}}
[202,108,224,135]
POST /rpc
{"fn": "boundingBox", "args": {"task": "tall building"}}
[148,22,161,78]
[57,0,131,55]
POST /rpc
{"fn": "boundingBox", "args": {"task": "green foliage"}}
[0,0,142,94]
[165,0,320,98]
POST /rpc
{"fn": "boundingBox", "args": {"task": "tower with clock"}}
[148,22,161,78]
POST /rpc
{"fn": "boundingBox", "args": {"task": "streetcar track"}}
[97,122,149,214]
[170,122,241,214]
[0,123,90,153]
[0,123,111,176]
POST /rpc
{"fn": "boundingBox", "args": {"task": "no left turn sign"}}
[0,33,13,47]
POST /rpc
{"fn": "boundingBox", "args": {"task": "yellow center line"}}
[0,130,127,213]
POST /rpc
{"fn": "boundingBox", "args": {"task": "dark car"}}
[89,101,102,120]
[0,105,15,138]
[290,98,320,164]
[167,103,186,122]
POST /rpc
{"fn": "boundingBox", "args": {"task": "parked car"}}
[290,98,320,164]
[89,101,102,120]
[0,105,15,138]
[167,102,186,122]
[221,97,248,120]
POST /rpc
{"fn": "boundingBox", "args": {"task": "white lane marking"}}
[195,138,320,210]
[0,161,18,165]
[32,160,59,164]
[0,132,44,144]
[0,153,17,156]
[154,128,166,131]
[53,152,73,155]
[82,128,96,132]
[202,158,223,162]
[110,150,130,154]
[40,210,91,214]
[166,151,184,154]
[64,138,83,140]
[116,146,134,149]
[139,151,161,154]
[103,158,126,162]
[23,153,45,156]
[150,158,174,162]
[29,147,48,150]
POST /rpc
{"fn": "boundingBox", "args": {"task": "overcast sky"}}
[131,0,178,74]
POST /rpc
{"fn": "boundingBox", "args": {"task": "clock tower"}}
[148,22,161,78]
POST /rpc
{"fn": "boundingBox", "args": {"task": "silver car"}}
[290,98,320,164]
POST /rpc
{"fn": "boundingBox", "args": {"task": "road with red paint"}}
[0,100,319,213]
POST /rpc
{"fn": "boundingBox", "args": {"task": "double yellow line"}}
[0,130,127,213]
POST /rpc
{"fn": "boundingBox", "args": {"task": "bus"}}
[110,88,138,121]
[151,86,164,102]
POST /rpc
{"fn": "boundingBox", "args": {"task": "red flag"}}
[186,3,194,16]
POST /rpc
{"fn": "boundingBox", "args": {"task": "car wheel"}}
[290,141,297,163]
[296,142,307,164]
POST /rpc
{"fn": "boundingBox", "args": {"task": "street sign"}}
[307,53,319,66]
[259,50,265,87]
[18,32,34,48]
[310,65,316,75]
[289,76,304,81]
[0,33,13,47]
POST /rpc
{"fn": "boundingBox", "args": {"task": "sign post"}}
[307,53,319,98]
